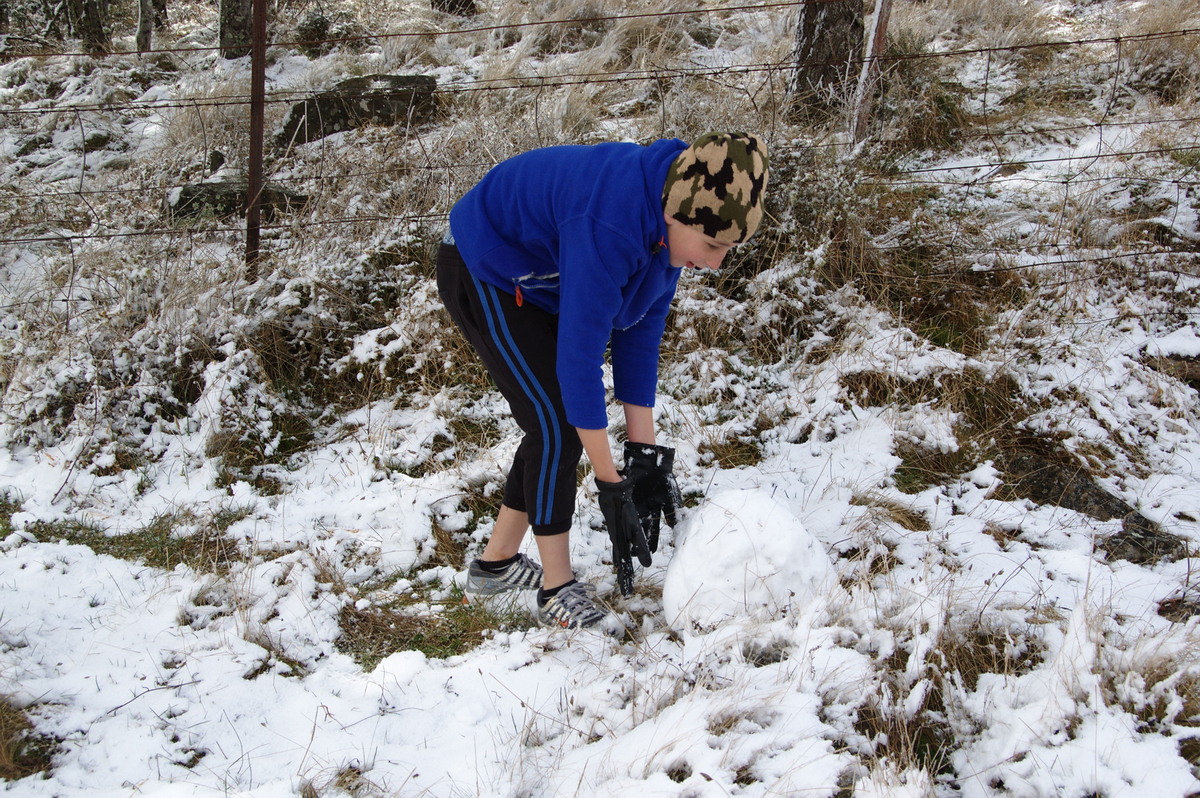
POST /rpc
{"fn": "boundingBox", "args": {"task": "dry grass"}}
[845,608,1047,791]
[885,369,1034,493]
[161,77,258,170]
[852,687,955,786]
[30,511,247,574]
[298,762,387,798]
[306,511,534,668]
[0,697,56,781]
[1118,0,1200,102]
[892,0,1054,54]
[697,432,762,470]
[1104,630,1200,764]
[850,491,930,533]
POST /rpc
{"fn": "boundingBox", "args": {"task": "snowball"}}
[663,488,835,634]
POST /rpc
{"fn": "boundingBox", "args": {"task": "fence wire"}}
[2,4,1198,276]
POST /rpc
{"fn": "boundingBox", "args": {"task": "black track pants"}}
[436,243,582,536]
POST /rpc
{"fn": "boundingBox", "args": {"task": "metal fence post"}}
[245,0,267,279]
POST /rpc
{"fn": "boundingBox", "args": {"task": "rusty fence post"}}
[245,0,267,279]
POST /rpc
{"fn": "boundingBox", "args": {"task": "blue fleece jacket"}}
[449,139,687,429]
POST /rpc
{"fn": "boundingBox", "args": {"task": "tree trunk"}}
[219,0,252,58]
[788,0,863,120]
[66,0,110,54]
[135,0,151,52]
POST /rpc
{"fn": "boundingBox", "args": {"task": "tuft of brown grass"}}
[892,0,1053,54]
[839,542,901,587]
[1118,0,1200,103]
[872,368,1035,494]
[0,697,57,781]
[847,611,1046,789]
[1103,633,1200,759]
[298,762,386,798]
[850,492,930,533]
[877,32,973,154]
[697,433,762,470]
[429,516,471,569]
[934,622,1045,693]
[851,676,955,785]
[242,627,311,679]
[0,493,20,539]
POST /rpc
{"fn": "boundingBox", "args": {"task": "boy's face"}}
[664,214,734,271]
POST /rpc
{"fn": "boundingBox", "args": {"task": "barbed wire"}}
[2,7,1198,271]
[2,24,1197,118]
[6,207,1198,273]
[1,0,817,60]
[8,0,1198,68]
[8,130,1200,207]
[7,219,1194,282]
[7,115,1199,204]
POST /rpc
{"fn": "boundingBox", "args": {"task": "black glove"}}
[623,442,682,553]
[596,476,653,596]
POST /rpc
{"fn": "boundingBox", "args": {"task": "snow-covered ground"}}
[2,1,1200,796]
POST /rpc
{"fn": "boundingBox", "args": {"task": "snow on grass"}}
[2,0,1200,795]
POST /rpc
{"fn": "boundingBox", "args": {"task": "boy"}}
[437,132,768,629]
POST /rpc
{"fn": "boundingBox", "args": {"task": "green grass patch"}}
[337,586,534,670]
[0,492,20,538]
[29,510,246,574]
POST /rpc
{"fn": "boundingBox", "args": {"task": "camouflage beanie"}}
[662,132,769,244]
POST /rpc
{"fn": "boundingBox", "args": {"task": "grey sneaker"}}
[464,554,543,597]
[537,581,606,629]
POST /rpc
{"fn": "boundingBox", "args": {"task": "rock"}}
[1099,511,1190,565]
[295,12,332,57]
[1158,593,1200,623]
[207,149,226,174]
[1145,354,1200,391]
[167,178,308,222]
[15,133,52,158]
[82,130,115,153]
[999,449,1129,521]
[275,74,437,148]
[998,446,1188,565]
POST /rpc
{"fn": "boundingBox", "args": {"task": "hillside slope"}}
[2,0,1199,795]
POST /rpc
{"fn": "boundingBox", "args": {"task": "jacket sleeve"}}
[554,219,637,429]
[610,286,675,409]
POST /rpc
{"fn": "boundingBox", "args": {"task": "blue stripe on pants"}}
[470,274,564,526]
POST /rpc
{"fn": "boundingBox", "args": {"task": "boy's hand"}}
[623,443,682,553]
[596,476,652,596]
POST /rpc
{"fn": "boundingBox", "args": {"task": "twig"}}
[106,680,201,715]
